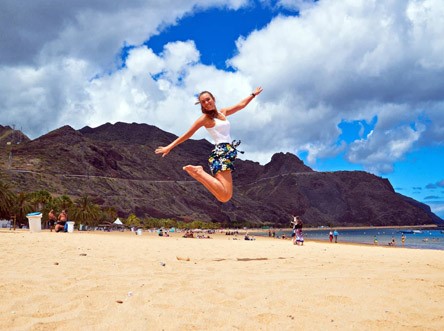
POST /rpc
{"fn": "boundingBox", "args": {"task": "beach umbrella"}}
[113,218,123,225]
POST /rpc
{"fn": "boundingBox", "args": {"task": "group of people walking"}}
[290,216,341,245]
[329,230,339,243]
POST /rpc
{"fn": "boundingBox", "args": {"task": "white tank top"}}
[205,117,232,145]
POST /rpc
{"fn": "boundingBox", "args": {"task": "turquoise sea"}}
[256,228,444,250]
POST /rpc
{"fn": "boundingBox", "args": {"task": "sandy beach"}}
[1,229,443,331]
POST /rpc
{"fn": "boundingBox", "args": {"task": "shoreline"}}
[247,225,444,251]
[257,224,439,232]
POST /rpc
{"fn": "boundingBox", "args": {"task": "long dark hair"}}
[198,91,218,119]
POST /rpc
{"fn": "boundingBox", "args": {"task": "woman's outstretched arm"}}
[155,115,206,157]
[223,86,263,117]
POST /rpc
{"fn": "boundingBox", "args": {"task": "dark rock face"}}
[0,122,441,227]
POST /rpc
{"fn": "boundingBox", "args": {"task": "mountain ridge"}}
[1,122,441,227]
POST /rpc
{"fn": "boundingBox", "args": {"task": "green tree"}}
[176,221,188,229]
[125,214,141,228]
[189,220,204,229]
[0,181,15,219]
[53,195,73,212]
[161,218,178,229]
[100,206,118,223]
[70,195,101,226]
[29,190,52,211]
[13,192,33,224]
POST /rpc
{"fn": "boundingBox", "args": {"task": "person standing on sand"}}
[48,209,57,232]
[291,216,304,246]
[295,217,304,246]
[333,229,339,243]
[291,217,297,244]
[155,87,263,202]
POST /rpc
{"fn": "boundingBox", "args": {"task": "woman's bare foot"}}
[183,165,204,180]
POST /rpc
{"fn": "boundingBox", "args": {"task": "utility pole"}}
[6,124,16,168]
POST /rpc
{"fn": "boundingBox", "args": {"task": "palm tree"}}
[29,190,53,228]
[13,192,33,225]
[101,206,118,223]
[126,214,141,228]
[0,181,15,219]
[29,190,52,211]
[52,195,73,212]
[70,195,101,226]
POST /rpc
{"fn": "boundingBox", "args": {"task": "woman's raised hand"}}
[155,146,170,157]
[253,86,263,96]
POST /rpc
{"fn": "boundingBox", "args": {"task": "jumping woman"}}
[155,86,263,202]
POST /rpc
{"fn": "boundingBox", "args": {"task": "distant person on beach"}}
[333,230,339,243]
[329,230,333,243]
[155,87,263,202]
[183,230,194,238]
[291,216,304,246]
[291,219,297,244]
[48,209,57,232]
[55,210,67,233]
[244,232,255,241]
[389,236,396,246]
[374,236,378,245]
[401,234,406,246]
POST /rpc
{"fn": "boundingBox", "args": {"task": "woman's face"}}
[199,92,215,111]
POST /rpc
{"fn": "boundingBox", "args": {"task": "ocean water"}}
[257,228,444,250]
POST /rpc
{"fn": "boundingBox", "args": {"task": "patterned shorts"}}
[208,142,238,175]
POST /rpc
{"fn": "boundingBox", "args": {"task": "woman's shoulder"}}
[219,108,228,116]
[197,114,214,128]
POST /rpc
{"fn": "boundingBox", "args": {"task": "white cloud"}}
[346,121,424,174]
[276,0,318,12]
[427,201,444,218]
[0,0,248,66]
[228,0,444,168]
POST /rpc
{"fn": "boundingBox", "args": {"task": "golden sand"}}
[1,229,443,330]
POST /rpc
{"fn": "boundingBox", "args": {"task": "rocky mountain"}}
[0,122,442,227]
[0,125,30,145]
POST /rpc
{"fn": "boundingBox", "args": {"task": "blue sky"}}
[0,0,443,218]
[146,4,297,70]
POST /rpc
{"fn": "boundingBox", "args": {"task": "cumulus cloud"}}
[80,41,203,132]
[427,201,444,218]
[345,106,425,173]
[276,0,319,11]
[0,0,250,135]
[0,0,444,172]
[0,0,247,66]
[229,0,444,168]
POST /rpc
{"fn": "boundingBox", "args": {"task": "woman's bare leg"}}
[183,165,233,202]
